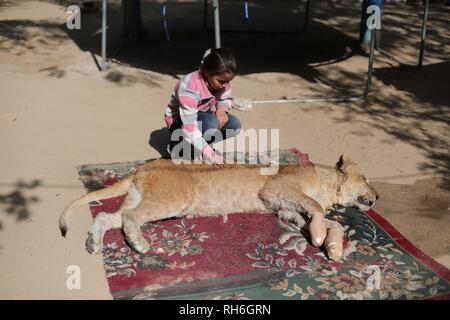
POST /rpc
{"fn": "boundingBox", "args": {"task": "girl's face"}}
[203,71,236,92]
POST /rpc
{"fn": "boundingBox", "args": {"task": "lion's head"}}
[335,154,379,211]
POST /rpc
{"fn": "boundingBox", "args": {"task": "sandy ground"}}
[0,0,449,299]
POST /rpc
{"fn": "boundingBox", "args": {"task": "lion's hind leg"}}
[86,183,142,254]
[122,210,152,254]
[86,212,122,254]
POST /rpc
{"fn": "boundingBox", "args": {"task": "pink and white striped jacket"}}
[164,70,234,158]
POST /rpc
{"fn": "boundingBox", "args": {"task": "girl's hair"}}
[200,48,239,76]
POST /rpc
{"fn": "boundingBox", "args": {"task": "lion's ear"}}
[336,154,354,173]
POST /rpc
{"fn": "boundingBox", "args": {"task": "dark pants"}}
[169,111,241,158]
[360,0,383,46]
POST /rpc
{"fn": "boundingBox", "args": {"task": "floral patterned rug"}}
[78,149,450,300]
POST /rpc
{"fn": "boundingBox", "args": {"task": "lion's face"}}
[335,155,379,211]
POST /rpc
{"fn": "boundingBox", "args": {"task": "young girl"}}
[164,48,242,167]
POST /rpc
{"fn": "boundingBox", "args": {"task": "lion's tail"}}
[59,175,134,237]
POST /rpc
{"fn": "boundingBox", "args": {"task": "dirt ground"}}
[0,0,448,299]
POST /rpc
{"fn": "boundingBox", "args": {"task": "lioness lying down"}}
[59,154,378,261]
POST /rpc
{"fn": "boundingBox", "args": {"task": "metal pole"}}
[212,0,221,48]
[101,0,107,71]
[203,0,208,30]
[363,28,376,98]
[302,0,311,33]
[418,0,429,69]
[251,28,376,105]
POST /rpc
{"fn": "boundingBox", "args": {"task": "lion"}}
[59,154,378,261]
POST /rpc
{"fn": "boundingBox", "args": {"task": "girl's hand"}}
[215,108,228,129]
[206,153,228,168]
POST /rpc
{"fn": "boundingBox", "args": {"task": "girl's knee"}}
[198,113,219,132]
[226,114,241,131]
[221,115,241,140]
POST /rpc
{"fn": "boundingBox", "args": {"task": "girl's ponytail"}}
[201,48,212,65]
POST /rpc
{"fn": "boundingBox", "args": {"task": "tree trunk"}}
[122,0,144,43]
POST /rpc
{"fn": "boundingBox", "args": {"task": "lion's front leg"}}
[299,198,327,248]
[276,211,344,261]
[323,219,345,261]
[259,182,327,247]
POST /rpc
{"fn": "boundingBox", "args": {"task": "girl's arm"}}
[216,84,233,113]
[177,88,215,159]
